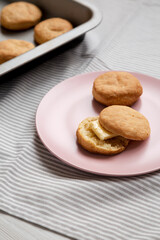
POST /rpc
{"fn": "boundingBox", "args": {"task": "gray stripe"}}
[1,0,160,240]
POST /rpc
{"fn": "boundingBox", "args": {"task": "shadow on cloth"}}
[33,130,160,182]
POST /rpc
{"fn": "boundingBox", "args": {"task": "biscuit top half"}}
[99,105,151,141]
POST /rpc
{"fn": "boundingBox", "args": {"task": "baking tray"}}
[0,0,102,77]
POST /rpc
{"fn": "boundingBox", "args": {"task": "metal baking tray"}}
[0,0,102,77]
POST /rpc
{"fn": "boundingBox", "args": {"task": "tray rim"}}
[0,0,102,77]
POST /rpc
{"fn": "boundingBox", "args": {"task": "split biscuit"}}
[76,117,129,155]
[34,18,73,44]
[1,2,42,30]
[0,39,35,64]
[93,71,143,106]
[99,105,151,141]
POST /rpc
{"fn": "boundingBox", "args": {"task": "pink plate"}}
[36,71,160,176]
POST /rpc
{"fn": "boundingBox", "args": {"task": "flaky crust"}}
[76,117,129,155]
[34,18,73,44]
[92,71,143,106]
[1,2,42,30]
[99,106,151,141]
[0,39,35,64]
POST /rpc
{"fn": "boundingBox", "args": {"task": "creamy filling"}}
[90,119,118,140]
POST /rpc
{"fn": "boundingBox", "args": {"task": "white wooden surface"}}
[0,211,72,240]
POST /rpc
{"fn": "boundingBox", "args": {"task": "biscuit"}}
[99,106,151,141]
[76,117,129,155]
[34,18,73,44]
[0,39,35,64]
[1,2,42,30]
[92,71,143,106]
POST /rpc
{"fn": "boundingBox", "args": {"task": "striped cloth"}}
[1,0,160,239]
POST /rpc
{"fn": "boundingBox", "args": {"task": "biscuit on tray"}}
[1,1,42,30]
[92,71,143,106]
[34,18,73,44]
[0,39,35,64]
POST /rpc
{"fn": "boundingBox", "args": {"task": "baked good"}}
[34,18,73,44]
[76,117,129,155]
[1,2,42,30]
[99,105,151,141]
[0,39,35,64]
[92,71,143,106]
[77,106,150,154]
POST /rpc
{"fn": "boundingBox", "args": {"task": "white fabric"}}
[1,0,160,239]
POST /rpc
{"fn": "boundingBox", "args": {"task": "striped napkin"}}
[1,0,160,239]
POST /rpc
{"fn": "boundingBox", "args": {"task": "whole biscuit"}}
[93,71,143,106]
[1,2,42,30]
[0,39,35,64]
[99,106,151,140]
[34,18,73,44]
[76,117,129,155]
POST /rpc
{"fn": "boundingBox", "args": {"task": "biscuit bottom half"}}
[76,117,129,155]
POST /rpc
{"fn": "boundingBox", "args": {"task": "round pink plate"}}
[36,71,160,176]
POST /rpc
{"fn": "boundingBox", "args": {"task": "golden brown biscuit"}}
[76,117,129,155]
[34,18,73,44]
[1,2,42,30]
[0,39,35,64]
[92,71,143,106]
[99,106,151,141]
